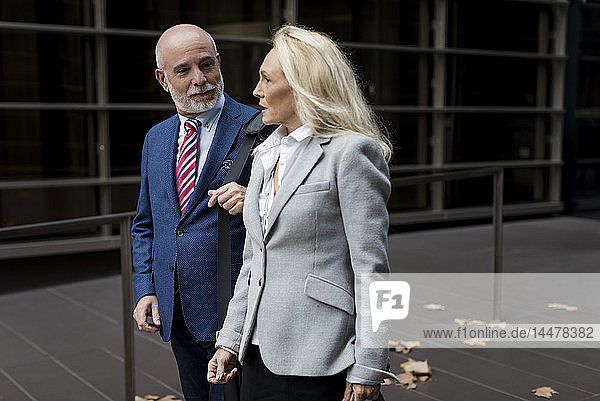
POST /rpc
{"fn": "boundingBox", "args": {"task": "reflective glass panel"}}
[0,32,93,102]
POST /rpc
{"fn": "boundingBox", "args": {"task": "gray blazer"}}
[215,133,391,383]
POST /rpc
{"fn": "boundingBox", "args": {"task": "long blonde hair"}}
[272,25,393,162]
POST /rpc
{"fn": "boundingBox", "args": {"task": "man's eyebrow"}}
[172,62,189,71]
[199,55,215,63]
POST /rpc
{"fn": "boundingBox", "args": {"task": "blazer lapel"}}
[263,136,330,239]
[162,114,181,215]
[244,159,264,243]
[181,96,242,220]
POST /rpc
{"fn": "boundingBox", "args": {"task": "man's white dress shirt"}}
[176,94,225,181]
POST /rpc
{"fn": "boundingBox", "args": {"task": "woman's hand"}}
[207,348,238,384]
[343,381,383,401]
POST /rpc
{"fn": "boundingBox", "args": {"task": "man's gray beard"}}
[166,77,224,115]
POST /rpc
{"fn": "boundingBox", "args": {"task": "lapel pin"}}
[221,159,233,169]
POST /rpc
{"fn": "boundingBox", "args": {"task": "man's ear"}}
[216,53,221,68]
[155,69,169,92]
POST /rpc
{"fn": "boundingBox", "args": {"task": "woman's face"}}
[253,49,302,133]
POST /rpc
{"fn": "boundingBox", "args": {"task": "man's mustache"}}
[188,84,217,96]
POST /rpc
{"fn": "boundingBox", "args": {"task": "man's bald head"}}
[154,24,223,118]
[155,24,217,69]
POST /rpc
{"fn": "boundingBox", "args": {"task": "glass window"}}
[107,36,164,103]
[570,3,600,202]
[111,183,140,213]
[448,0,543,53]
[218,42,270,106]
[380,112,430,165]
[350,50,426,106]
[105,0,274,33]
[574,164,600,197]
[0,0,92,26]
[447,55,541,107]
[0,110,94,179]
[445,167,548,208]
[447,113,543,162]
[578,60,600,108]
[109,110,174,176]
[0,187,98,226]
[298,0,422,46]
[577,119,600,159]
[0,31,94,102]
[107,37,270,106]
[388,182,430,212]
[580,5,600,57]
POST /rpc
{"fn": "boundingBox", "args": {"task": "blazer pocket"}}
[295,180,330,195]
[304,273,355,315]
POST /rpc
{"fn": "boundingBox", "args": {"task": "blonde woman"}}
[208,25,392,401]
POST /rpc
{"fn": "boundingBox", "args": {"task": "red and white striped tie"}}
[176,119,199,213]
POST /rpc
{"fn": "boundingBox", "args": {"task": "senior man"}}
[131,24,267,400]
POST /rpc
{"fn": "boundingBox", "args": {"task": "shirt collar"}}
[177,93,225,131]
[256,124,313,154]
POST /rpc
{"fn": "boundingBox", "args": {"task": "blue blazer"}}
[132,94,258,342]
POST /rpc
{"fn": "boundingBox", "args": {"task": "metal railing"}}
[392,167,504,274]
[0,167,505,398]
[392,167,505,319]
[0,212,137,400]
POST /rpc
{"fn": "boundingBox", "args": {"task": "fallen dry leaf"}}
[396,372,416,385]
[395,340,421,354]
[454,318,483,326]
[383,372,418,389]
[423,303,445,311]
[397,359,431,389]
[462,338,489,347]
[394,372,418,390]
[137,395,181,401]
[548,303,578,312]
[400,358,431,376]
[531,386,559,398]
[454,318,506,329]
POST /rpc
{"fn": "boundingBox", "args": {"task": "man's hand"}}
[133,294,161,333]
[207,182,246,215]
[207,348,238,384]
[343,382,383,401]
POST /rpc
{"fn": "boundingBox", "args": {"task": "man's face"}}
[156,33,223,118]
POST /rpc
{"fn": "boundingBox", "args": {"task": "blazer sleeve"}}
[215,232,253,353]
[131,135,156,306]
[336,136,391,384]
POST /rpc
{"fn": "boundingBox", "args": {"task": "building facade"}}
[0,0,598,251]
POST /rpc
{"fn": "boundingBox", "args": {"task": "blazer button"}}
[169,264,174,272]
[258,278,262,287]
[176,229,184,237]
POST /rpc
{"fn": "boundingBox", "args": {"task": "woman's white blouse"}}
[256,124,312,233]
[251,124,312,345]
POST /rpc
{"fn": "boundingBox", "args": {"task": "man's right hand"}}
[133,294,161,333]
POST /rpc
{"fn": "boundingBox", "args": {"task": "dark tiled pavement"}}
[1,216,599,400]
